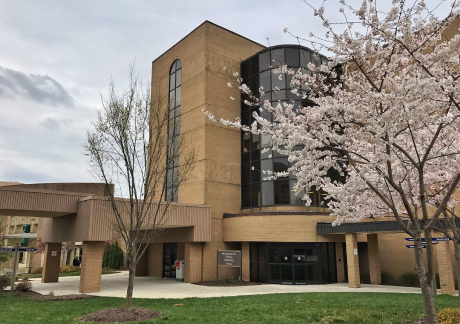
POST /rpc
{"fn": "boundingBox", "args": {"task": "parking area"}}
[24,271,432,299]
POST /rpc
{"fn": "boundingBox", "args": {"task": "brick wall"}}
[184,242,203,283]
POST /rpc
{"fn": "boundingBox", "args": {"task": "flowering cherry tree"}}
[208,1,460,322]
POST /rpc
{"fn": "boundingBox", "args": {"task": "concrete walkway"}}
[25,271,442,299]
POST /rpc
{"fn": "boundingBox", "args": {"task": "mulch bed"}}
[79,308,161,323]
[413,317,427,324]
[194,280,262,287]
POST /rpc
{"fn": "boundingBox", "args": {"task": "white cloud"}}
[0,0,455,183]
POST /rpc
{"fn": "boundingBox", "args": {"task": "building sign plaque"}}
[217,250,241,267]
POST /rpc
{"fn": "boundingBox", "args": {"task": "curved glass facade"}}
[166,59,181,202]
[240,45,329,209]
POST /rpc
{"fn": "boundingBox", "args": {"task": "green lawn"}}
[0,292,458,324]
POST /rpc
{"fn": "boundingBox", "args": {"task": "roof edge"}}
[152,20,266,65]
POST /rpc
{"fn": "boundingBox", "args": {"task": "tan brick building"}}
[0,20,458,295]
[142,21,458,292]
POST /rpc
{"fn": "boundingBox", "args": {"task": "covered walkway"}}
[317,221,457,295]
[0,183,211,293]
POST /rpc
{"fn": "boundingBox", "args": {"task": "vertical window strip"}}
[166,59,181,202]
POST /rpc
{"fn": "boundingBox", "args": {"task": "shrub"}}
[102,241,124,269]
[22,275,29,281]
[398,272,420,287]
[69,266,81,273]
[221,277,239,285]
[32,267,42,274]
[15,279,32,292]
[48,290,54,296]
[0,275,9,290]
[381,271,395,285]
[438,308,460,324]
[59,265,72,273]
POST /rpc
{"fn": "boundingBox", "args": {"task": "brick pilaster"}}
[345,233,360,288]
[79,241,104,293]
[42,243,61,283]
[184,242,202,283]
[368,234,381,285]
[435,233,455,295]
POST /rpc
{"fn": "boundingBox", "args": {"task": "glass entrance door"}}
[163,243,177,278]
[267,245,320,284]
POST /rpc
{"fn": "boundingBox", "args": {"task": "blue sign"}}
[0,248,37,252]
[433,237,451,242]
[405,237,450,242]
[406,242,438,248]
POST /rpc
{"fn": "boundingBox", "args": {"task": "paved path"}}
[26,271,442,299]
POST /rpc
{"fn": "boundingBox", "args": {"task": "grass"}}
[0,292,459,324]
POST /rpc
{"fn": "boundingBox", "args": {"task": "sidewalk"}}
[27,271,440,299]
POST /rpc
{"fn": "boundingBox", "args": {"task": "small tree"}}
[85,65,195,308]
[209,1,460,322]
[0,216,11,264]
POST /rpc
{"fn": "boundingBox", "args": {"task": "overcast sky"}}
[0,0,454,184]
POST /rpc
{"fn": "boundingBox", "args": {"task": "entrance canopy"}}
[316,219,458,235]
[0,183,212,243]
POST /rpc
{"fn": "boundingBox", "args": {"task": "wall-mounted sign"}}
[405,244,437,248]
[405,237,450,242]
[51,251,57,257]
[19,248,37,252]
[0,247,37,252]
[405,242,438,248]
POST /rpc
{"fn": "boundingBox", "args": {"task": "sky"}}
[0,0,455,184]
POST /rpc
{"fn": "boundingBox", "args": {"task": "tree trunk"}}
[454,241,460,307]
[125,263,136,308]
[125,246,137,309]
[414,242,437,323]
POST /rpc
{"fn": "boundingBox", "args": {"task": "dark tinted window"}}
[271,48,285,65]
[166,59,182,202]
[286,48,300,67]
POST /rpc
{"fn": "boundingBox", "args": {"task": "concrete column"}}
[135,244,148,277]
[367,234,381,285]
[435,233,455,295]
[69,248,75,265]
[345,233,360,288]
[184,242,202,283]
[146,243,163,277]
[335,242,345,282]
[79,241,104,293]
[42,243,62,283]
[242,242,250,282]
